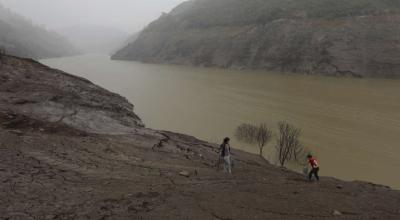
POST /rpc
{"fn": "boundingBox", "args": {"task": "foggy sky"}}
[0,0,185,33]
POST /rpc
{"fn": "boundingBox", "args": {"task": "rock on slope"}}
[113,0,400,78]
[1,54,400,219]
[0,4,78,59]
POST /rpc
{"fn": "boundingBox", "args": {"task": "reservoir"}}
[42,54,400,189]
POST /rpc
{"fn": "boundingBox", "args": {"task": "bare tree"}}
[235,123,272,157]
[276,121,303,167]
[256,123,273,156]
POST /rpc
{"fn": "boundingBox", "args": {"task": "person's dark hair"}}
[223,137,230,143]
[307,154,313,158]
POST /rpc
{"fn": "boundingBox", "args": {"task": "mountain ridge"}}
[113,0,400,78]
[0,4,78,59]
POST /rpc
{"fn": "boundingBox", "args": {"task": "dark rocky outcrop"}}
[0,55,143,133]
[1,55,400,219]
[113,0,400,78]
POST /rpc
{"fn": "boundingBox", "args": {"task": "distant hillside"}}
[58,25,129,54]
[115,31,141,50]
[113,0,400,78]
[0,4,78,59]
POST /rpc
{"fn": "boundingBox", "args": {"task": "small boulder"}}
[179,171,190,177]
[332,210,342,216]
[46,215,55,219]
[84,188,93,192]
[9,130,23,135]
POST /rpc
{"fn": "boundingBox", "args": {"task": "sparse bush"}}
[276,121,304,167]
[235,123,273,156]
[235,123,258,144]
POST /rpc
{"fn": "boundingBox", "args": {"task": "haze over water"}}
[42,54,400,189]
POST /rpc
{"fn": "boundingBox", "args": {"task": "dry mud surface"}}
[1,55,399,219]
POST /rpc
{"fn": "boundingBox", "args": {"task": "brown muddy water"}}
[42,54,400,189]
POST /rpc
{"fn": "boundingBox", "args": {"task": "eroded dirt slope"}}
[0,55,399,219]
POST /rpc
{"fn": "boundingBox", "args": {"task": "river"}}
[41,54,400,189]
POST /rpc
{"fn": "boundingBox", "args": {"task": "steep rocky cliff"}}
[113,0,400,78]
[1,55,400,219]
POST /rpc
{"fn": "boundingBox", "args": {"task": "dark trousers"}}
[309,167,320,181]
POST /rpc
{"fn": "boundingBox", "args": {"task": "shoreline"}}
[2,54,399,219]
[41,53,400,190]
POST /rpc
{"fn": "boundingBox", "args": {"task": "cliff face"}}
[1,55,400,219]
[113,0,400,78]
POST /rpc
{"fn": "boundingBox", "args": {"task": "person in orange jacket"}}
[307,154,320,181]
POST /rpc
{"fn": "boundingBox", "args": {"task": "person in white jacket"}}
[219,137,232,174]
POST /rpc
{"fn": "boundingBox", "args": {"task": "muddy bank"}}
[0,55,399,219]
